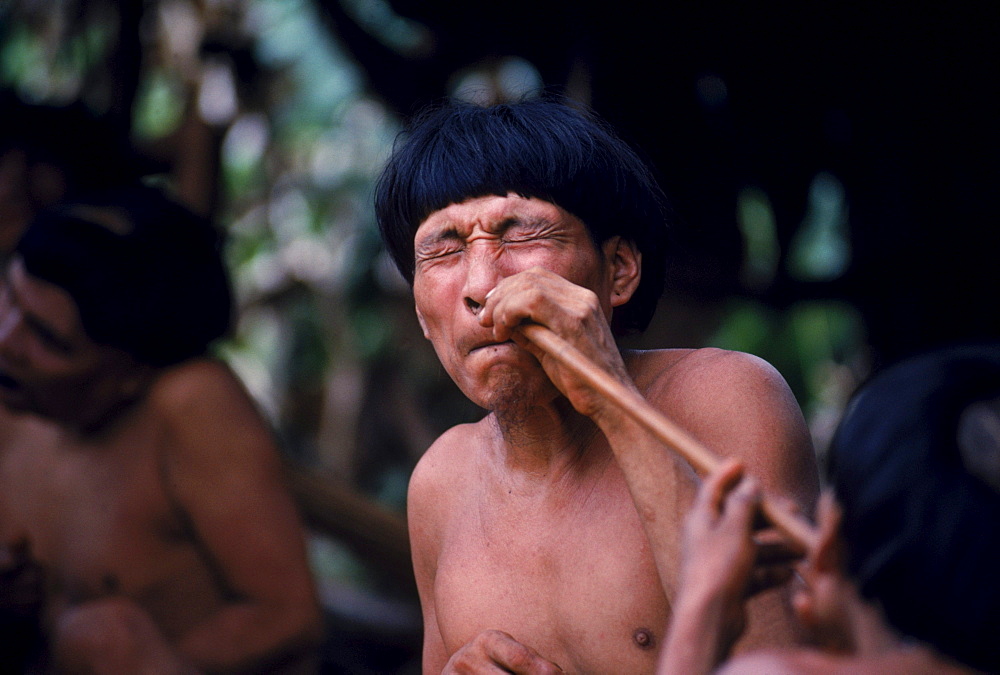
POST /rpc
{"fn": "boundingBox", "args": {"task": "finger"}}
[484,269,598,344]
[487,285,548,343]
[816,490,842,533]
[695,459,745,518]
[481,631,563,674]
[719,472,761,534]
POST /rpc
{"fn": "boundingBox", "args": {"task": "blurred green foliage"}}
[0,0,867,537]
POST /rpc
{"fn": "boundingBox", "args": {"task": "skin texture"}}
[407,194,819,674]
[659,464,976,675]
[0,259,323,673]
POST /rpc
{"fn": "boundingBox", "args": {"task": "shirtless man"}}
[0,185,322,672]
[375,98,820,673]
[660,345,1000,674]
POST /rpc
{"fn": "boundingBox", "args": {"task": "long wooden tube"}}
[519,323,820,552]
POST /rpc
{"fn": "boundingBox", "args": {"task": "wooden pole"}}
[519,323,820,552]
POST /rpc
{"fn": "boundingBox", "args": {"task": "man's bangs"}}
[405,125,580,230]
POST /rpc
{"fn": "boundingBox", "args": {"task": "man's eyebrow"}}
[415,226,459,248]
[414,213,552,248]
[496,216,521,231]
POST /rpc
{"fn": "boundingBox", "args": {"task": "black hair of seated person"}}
[374,96,672,336]
[827,344,1000,673]
[15,184,233,367]
[0,91,149,194]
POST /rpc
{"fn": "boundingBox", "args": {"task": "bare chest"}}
[434,485,673,674]
[0,420,189,606]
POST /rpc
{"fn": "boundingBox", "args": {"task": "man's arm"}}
[157,359,323,671]
[589,348,816,651]
[644,348,817,651]
[406,434,452,674]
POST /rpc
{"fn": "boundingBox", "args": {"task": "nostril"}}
[465,297,482,315]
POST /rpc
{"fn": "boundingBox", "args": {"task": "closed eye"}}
[502,218,564,244]
[416,240,463,262]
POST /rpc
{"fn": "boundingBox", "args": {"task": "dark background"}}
[2,2,998,671]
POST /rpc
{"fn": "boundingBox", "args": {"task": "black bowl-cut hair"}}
[16,183,233,367]
[374,97,671,335]
[828,344,1000,673]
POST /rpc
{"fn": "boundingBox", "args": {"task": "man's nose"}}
[462,244,501,317]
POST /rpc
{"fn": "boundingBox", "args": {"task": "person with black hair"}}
[659,345,1000,674]
[376,98,819,673]
[0,185,322,673]
[0,93,148,257]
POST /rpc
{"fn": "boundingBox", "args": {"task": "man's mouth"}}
[468,339,515,355]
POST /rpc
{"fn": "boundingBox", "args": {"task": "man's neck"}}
[487,394,608,488]
[53,372,157,440]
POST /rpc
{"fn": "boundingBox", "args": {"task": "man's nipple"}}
[633,627,656,650]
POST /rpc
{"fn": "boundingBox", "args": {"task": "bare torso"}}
[411,346,816,674]
[0,387,226,640]
[0,358,321,671]
[432,422,684,673]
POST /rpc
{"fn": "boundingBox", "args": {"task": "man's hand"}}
[52,596,197,674]
[443,630,564,674]
[680,461,801,641]
[479,266,632,420]
[660,461,803,674]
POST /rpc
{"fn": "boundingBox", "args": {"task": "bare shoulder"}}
[408,421,481,516]
[629,347,790,398]
[147,358,256,416]
[146,358,280,468]
[628,347,802,427]
[632,347,818,505]
[407,421,483,585]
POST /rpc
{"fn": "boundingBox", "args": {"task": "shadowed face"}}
[411,194,619,411]
[0,257,138,425]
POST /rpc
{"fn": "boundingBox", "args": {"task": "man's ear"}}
[602,236,641,308]
[415,306,430,340]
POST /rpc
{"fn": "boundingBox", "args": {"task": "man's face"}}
[412,194,617,410]
[0,257,131,422]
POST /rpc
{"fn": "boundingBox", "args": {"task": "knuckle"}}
[506,648,533,671]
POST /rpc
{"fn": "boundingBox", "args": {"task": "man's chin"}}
[483,371,560,422]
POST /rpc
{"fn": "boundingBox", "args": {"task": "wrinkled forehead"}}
[415,194,571,240]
